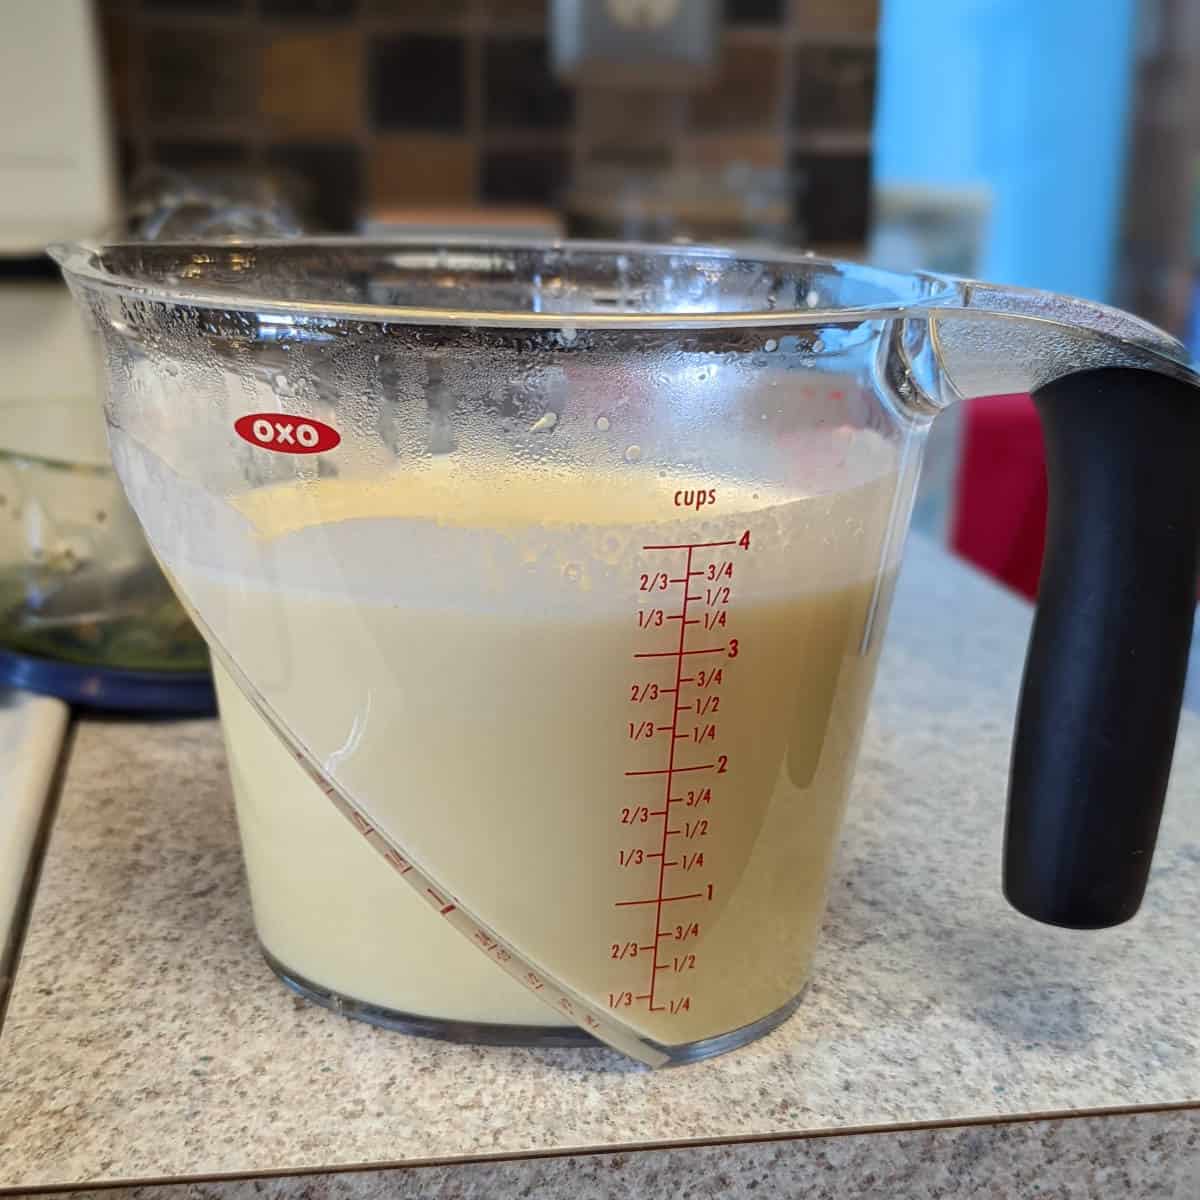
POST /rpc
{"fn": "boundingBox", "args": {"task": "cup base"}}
[261,943,807,1062]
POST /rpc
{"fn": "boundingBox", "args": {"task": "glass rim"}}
[47,236,961,331]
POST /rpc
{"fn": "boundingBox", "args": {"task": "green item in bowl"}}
[0,450,209,672]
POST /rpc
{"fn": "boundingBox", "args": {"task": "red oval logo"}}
[234,413,341,455]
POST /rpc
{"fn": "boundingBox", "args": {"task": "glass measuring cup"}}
[52,240,1200,1066]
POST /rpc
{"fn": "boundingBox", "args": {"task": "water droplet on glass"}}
[812,338,825,354]
[805,289,820,308]
[560,325,577,345]
[763,338,778,353]
[595,415,610,432]
[563,562,582,584]
[624,444,643,463]
[528,411,558,433]
[273,372,289,391]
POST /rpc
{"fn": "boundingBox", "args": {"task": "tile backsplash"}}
[97,0,878,245]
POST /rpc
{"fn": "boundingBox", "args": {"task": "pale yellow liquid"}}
[176,462,898,1046]
[215,659,571,1027]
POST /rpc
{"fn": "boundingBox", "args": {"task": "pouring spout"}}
[902,277,1200,410]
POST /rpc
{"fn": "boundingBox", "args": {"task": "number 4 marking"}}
[739,529,750,549]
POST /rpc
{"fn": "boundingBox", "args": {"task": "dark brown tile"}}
[143,29,257,122]
[369,134,476,205]
[576,88,686,151]
[262,28,361,136]
[791,152,870,244]
[478,0,547,32]
[582,144,672,170]
[792,0,879,38]
[150,140,251,169]
[724,0,785,25]
[484,37,572,130]
[96,1,134,127]
[363,0,471,27]
[480,148,568,205]
[368,35,466,130]
[684,132,785,170]
[690,43,782,130]
[260,0,358,18]
[143,0,246,10]
[265,142,364,230]
[117,137,141,185]
[791,46,876,133]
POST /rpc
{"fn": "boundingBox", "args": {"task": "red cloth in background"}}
[950,394,1047,601]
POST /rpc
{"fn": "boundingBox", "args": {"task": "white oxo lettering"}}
[240,415,333,451]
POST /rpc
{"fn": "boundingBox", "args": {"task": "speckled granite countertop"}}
[2,538,1199,1196]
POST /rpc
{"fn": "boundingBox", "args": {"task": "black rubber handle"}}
[1005,366,1200,929]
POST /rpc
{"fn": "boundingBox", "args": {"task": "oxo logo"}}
[234,413,341,455]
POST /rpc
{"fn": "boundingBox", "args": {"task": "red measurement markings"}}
[642,543,696,1012]
[471,926,512,964]
[641,539,740,551]
[425,887,457,916]
[614,889,710,907]
[633,646,727,659]
[384,849,412,874]
[624,763,714,777]
[615,530,751,1017]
